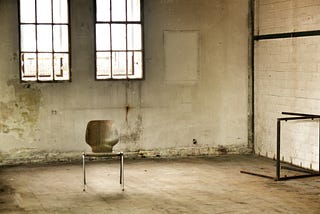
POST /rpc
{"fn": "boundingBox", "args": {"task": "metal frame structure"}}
[241,112,320,181]
[82,152,124,191]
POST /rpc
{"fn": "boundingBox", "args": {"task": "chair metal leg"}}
[82,152,123,191]
[120,152,124,191]
[120,154,122,184]
[82,153,86,191]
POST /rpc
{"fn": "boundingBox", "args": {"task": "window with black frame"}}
[95,0,143,80]
[19,0,70,82]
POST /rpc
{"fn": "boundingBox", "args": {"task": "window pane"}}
[38,53,53,81]
[20,0,35,23]
[54,53,69,80]
[112,0,126,21]
[37,0,52,23]
[112,52,126,78]
[53,0,68,23]
[21,25,36,51]
[128,51,142,79]
[96,52,111,79]
[127,24,141,50]
[96,24,110,51]
[37,25,53,52]
[111,24,126,50]
[128,51,133,75]
[53,25,68,52]
[127,0,140,21]
[21,53,37,81]
[96,0,110,21]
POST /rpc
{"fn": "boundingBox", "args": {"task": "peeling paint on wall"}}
[0,79,42,139]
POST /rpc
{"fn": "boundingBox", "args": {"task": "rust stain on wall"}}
[0,79,42,138]
[125,105,130,122]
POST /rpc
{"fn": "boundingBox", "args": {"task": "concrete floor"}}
[0,155,320,213]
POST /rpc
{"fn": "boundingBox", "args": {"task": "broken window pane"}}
[129,51,142,79]
[21,53,37,81]
[96,52,111,79]
[38,53,53,81]
[127,52,134,75]
[54,53,69,80]
[112,52,126,78]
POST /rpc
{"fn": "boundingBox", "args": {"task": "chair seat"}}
[83,152,121,157]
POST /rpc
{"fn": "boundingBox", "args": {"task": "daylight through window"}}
[19,0,70,81]
[95,0,143,80]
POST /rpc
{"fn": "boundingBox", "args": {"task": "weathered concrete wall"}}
[0,0,250,165]
[255,0,320,170]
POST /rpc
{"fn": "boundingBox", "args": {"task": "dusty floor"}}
[0,155,320,213]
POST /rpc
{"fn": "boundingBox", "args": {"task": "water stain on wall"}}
[121,114,143,144]
[0,79,41,138]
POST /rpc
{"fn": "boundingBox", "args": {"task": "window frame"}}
[94,0,145,81]
[18,0,71,83]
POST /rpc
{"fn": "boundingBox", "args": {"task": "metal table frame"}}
[241,112,320,181]
[82,152,124,191]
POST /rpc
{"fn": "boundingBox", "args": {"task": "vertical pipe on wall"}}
[248,0,255,151]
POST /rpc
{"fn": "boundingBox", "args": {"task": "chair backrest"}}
[85,120,119,153]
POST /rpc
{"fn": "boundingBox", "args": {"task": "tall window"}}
[19,0,70,82]
[95,0,143,80]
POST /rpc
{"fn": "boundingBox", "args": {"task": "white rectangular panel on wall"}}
[164,30,199,83]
